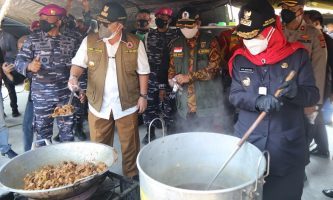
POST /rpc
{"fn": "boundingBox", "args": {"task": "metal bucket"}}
[137,132,269,200]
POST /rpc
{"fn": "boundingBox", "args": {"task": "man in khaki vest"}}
[68,2,149,178]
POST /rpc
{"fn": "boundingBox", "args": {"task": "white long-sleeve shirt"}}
[72,36,150,120]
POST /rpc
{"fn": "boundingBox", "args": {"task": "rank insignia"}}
[281,62,288,69]
[200,42,206,48]
[50,9,56,15]
[88,61,95,68]
[101,6,109,17]
[242,77,251,87]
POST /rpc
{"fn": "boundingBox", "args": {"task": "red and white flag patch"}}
[174,47,183,53]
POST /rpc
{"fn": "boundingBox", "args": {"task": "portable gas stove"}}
[1,171,140,200]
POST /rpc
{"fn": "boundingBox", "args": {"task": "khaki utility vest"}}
[172,32,223,118]
[86,33,140,112]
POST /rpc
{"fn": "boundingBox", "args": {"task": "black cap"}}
[96,2,127,24]
[251,0,276,27]
[278,0,306,7]
[176,7,200,28]
[236,0,276,39]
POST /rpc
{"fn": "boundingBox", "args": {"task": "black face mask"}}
[155,18,168,29]
[281,9,296,24]
[40,20,57,33]
[137,19,149,29]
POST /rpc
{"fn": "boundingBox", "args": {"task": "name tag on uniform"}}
[258,87,267,95]
[173,52,184,57]
[125,49,138,53]
[240,67,253,73]
[87,47,103,53]
[198,49,210,54]
[297,39,311,44]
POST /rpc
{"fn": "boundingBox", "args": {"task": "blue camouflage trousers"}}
[32,88,74,142]
[143,72,174,127]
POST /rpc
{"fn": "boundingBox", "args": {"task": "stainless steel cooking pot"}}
[137,132,269,200]
[0,141,118,200]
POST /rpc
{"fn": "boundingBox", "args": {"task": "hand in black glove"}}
[255,95,281,113]
[278,79,298,99]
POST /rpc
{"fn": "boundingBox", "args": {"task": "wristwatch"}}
[140,94,148,99]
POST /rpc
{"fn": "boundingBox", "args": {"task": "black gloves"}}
[255,95,281,113]
[278,79,298,99]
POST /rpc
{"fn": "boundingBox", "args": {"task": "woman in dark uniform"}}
[228,1,319,200]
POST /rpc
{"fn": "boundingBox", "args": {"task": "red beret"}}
[155,8,173,17]
[39,4,66,17]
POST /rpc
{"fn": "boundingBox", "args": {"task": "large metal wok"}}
[0,141,118,200]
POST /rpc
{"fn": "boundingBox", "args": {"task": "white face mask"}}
[99,23,122,41]
[243,27,275,55]
[181,26,199,39]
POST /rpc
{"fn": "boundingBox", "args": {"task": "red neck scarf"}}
[228,16,306,76]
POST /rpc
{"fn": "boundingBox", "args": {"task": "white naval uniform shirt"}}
[72,35,150,120]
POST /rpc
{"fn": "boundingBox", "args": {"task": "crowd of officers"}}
[0,0,332,199]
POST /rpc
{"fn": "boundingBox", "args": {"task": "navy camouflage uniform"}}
[62,26,88,127]
[15,31,77,141]
[143,28,179,127]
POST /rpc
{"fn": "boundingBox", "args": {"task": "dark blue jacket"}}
[229,49,319,176]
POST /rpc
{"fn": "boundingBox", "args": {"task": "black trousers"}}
[263,167,305,200]
[2,76,18,112]
[308,111,329,152]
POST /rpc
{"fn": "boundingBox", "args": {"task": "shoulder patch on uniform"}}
[126,41,134,49]
[318,35,326,48]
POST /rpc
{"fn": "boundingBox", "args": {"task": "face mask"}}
[281,9,297,24]
[98,25,110,38]
[100,23,122,41]
[138,19,149,29]
[39,20,57,33]
[155,18,168,29]
[181,26,199,39]
[243,27,275,55]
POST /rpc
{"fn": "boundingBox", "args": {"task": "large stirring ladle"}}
[206,70,297,190]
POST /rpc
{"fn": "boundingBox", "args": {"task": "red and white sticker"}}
[174,47,183,53]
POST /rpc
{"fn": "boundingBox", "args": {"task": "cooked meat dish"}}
[23,161,107,190]
[51,104,74,118]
